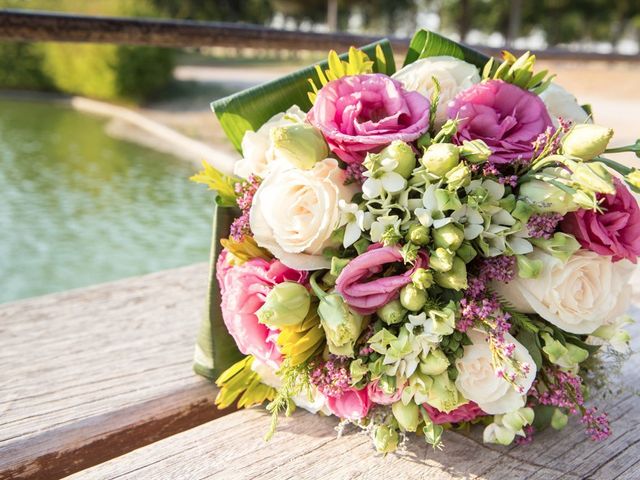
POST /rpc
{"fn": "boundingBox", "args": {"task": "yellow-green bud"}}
[551,409,569,430]
[627,169,640,189]
[562,124,614,161]
[270,123,329,169]
[318,293,364,357]
[433,224,464,251]
[400,284,427,311]
[572,190,600,210]
[425,372,463,413]
[420,349,450,375]
[459,139,491,164]
[392,401,420,432]
[406,224,430,246]
[519,180,578,215]
[377,299,406,325]
[421,143,460,177]
[434,257,468,290]
[571,161,615,195]
[256,282,310,328]
[444,162,471,190]
[373,425,399,453]
[380,140,416,179]
[411,268,434,290]
[430,247,454,272]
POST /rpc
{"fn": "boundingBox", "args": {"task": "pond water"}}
[0,98,214,303]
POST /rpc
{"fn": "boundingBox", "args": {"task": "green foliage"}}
[0,42,53,90]
[482,51,554,93]
[403,29,489,69]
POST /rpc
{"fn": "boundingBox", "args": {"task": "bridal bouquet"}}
[193,30,640,452]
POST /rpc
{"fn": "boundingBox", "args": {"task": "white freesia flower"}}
[369,215,401,243]
[494,249,635,334]
[250,159,357,270]
[338,200,373,248]
[455,329,536,415]
[393,56,480,127]
[362,157,407,199]
[251,359,330,415]
[414,184,455,228]
[234,105,306,179]
[539,83,590,127]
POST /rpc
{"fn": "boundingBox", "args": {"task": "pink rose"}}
[216,250,308,368]
[448,79,553,165]
[335,244,428,314]
[562,178,640,263]
[423,401,485,425]
[308,73,430,164]
[327,387,371,420]
[367,379,404,405]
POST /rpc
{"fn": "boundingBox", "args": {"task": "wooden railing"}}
[1,9,639,62]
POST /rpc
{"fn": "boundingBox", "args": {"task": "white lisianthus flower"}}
[338,200,373,248]
[251,359,330,415]
[250,158,357,270]
[455,329,536,415]
[538,83,591,127]
[494,249,635,335]
[392,56,480,128]
[234,105,306,179]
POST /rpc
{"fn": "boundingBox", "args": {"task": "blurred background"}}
[1,0,639,304]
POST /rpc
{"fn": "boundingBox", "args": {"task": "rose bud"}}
[392,401,420,432]
[434,256,468,290]
[421,143,460,177]
[562,124,613,161]
[433,224,465,251]
[400,284,427,311]
[270,123,329,170]
[380,140,417,179]
[377,299,407,325]
[373,424,400,453]
[256,282,310,328]
[459,139,491,164]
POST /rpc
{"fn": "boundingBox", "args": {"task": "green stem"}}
[593,156,633,175]
[309,271,328,300]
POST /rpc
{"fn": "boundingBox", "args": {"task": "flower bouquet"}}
[192,30,640,452]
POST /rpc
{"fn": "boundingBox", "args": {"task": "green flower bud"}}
[502,407,534,432]
[349,358,368,384]
[430,247,454,272]
[444,162,471,191]
[456,241,477,264]
[562,124,614,161]
[519,180,578,215]
[483,424,516,446]
[434,257,468,291]
[459,139,491,164]
[531,233,581,262]
[380,140,417,179]
[406,224,430,246]
[551,409,569,430]
[256,282,310,328]
[317,293,364,357]
[627,169,640,189]
[420,349,450,376]
[373,424,399,453]
[425,372,463,413]
[571,161,615,195]
[392,401,420,432]
[411,268,434,290]
[400,284,427,312]
[270,123,329,169]
[376,299,407,325]
[421,143,460,177]
[433,224,464,251]
[516,254,543,279]
[572,190,600,210]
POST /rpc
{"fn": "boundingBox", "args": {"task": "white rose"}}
[250,158,357,270]
[494,249,634,334]
[234,105,306,179]
[455,329,536,415]
[392,56,480,128]
[251,359,330,415]
[538,83,590,127]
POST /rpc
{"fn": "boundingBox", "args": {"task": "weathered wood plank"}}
[0,264,227,480]
[68,300,640,480]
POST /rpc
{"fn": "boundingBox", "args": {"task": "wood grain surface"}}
[0,264,227,480]
[69,304,640,480]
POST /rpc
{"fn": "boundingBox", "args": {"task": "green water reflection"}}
[0,98,213,303]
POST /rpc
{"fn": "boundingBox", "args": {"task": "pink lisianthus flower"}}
[423,401,485,425]
[447,79,553,165]
[335,244,428,314]
[367,379,404,405]
[562,178,640,263]
[308,73,430,164]
[216,250,308,368]
[326,387,371,420]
